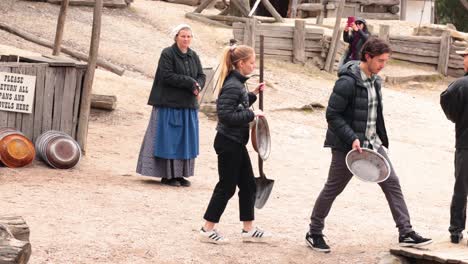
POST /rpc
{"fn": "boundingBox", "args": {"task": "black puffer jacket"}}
[324,61,389,152]
[440,73,468,149]
[216,70,257,145]
[147,44,206,109]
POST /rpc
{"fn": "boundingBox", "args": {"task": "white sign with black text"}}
[0,72,36,114]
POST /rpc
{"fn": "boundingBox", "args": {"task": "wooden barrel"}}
[35,130,81,169]
[0,128,35,168]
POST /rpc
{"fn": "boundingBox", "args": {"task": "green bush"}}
[435,0,468,32]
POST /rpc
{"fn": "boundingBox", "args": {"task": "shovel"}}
[254,35,274,209]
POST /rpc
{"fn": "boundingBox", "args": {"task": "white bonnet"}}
[170,24,194,39]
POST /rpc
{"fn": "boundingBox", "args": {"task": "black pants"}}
[449,149,468,234]
[203,133,256,223]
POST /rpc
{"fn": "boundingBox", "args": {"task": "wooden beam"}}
[230,0,249,17]
[347,0,400,5]
[77,0,103,153]
[261,0,284,22]
[53,0,70,56]
[293,19,306,64]
[438,30,451,76]
[400,0,407,20]
[0,22,124,75]
[91,94,117,110]
[185,12,231,28]
[193,0,216,13]
[325,0,345,72]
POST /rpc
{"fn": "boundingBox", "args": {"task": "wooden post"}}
[325,0,345,72]
[379,24,390,43]
[290,0,299,18]
[243,18,257,49]
[400,0,407,20]
[53,0,69,56]
[437,30,451,76]
[261,0,285,22]
[293,19,306,64]
[76,0,103,153]
[193,0,216,13]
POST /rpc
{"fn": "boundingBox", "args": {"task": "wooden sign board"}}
[0,72,36,114]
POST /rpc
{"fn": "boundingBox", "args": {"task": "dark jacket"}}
[324,61,389,152]
[440,73,468,149]
[343,26,370,63]
[147,44,206,109]
[216,70,257,145]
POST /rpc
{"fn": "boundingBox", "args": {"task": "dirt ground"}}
[0,1,464,263]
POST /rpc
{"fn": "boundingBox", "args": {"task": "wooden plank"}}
[391,44,439,57]
[20,66,36,140]
[293,19,306,64]
[53,0,70,56]
[233,22,244,29]
[0,65,11,128]
[71,69,84,139]
[255,48,293,56]
[401,0,407,20]
[392,52,438,65]
[42,67,55,132]
[256,40,293,51]
[60,67,77,135]
[305,51,322,57]
[237,28,323,40]
[389,40,440,51]
[438,30,451,76]
[325,0,345,72]
[390,34,441,44]
[264,54,292,61]
[52,67,66,131]
[32,64,47,142]
[193,0,217,13]
[77,0,103,152]
[305,40,322,50]
[358,12,399,20]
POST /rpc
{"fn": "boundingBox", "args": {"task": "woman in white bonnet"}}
[136,24,206,187]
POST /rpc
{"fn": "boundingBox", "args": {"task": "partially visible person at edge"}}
[440,47,468,244]
[305,37,432,253]
[136,24,206,187]
[341,17,370,66]
[199,45,270,244]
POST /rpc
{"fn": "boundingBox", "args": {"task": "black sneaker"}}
[450,232,463,244]
[161,178,181,187]
[305,232,331,253]
[399,231,433,247]
[177,177,191,187]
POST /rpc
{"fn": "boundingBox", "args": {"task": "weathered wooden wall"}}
[232,21,327,67]
[0,56,86,147]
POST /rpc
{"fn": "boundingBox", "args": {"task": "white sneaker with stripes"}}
[241,227,271,243]
[199,228,228,245]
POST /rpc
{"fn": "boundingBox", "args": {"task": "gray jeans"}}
[309,147,413,236]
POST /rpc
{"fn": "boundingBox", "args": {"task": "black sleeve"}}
[343,30,351,43]
[248,92,257,106]
[326,76,358,146]
[194,54,206,90]
[440,80,464,123]
[158,50,196,91]
[357,29,370,42]
[217,85,255,126]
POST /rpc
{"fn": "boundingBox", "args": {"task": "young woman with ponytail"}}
[199,45,271,244]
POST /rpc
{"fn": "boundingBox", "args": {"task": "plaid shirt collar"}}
[360,69,381,150]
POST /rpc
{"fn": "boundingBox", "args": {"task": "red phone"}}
[347,16,355,27]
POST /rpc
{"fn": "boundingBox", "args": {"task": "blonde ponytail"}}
[214,45,254,96]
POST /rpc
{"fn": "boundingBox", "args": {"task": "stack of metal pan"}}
[35,130,81,169]
[0,127,35,168]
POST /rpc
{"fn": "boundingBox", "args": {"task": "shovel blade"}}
[254,176,274,209]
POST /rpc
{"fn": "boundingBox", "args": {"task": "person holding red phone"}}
[341,17,370,65]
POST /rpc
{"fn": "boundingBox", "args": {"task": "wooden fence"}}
[232,21,465,78]
[378,25,466,77]
[0,55,87,147]
[233,19,326,66]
